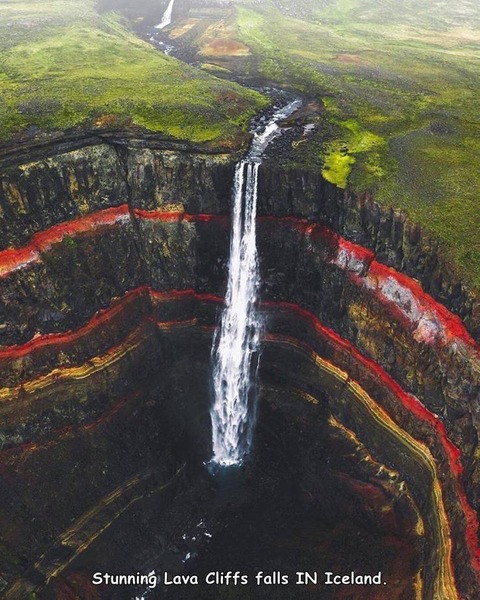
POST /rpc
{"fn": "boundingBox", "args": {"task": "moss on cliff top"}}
[0,1,267,147]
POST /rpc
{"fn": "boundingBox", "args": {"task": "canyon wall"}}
[0,139,479,599]
[258,166,480,339]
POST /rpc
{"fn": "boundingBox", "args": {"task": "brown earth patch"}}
[169,18,202,40]
[200,37,250,58]
[335,53,367,65]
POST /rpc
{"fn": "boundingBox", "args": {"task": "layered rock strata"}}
[0,142,479,599]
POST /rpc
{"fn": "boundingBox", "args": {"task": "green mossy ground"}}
[0,1,267,146]
[227,0,479,287]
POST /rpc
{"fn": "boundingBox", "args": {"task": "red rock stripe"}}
[0,288,221,365]
[0,286,477,572]
[0,285,151,361]
[0,205,131,278]
[363,262,474,347]
[0,208,475,351]
[263,299,480,571]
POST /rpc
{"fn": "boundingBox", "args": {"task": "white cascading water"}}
[155,0,175,30]
[210,99,302,467]
[210,160,261,466]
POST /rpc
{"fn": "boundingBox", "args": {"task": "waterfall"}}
[210,98,303,467]
[155,0,175,30]
[211,160,262,466]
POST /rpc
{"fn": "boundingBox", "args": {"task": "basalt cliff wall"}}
[0,138,479,599]
[1,140,476,336]
[257,167,480,339]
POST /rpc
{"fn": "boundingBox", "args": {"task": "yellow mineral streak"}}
[0,320,461,598]
[328,415,426,546]
[4,466,186,599]
[156,318,198,330]
[265,334,458,600]
[0,325,148,407]
[0,318,204,410]
[344,380,452,599]
[41,465,185,582]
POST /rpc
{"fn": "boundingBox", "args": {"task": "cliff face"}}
[258,166,480,339]
[0,142,234,249]
[0,139,479,599]
[2,145,476,334]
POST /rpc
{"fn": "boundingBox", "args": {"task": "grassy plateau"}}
[0,0,267,146]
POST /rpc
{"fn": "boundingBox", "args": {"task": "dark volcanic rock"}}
[0,137,479,599]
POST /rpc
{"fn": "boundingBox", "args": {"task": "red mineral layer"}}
[0,285,152,362]
[361,262,476,348]
[334,236,375,272]
[0,287,221,365]
[0,205,131,278]
[0,208,478,566]
[264,299,480,572]
[1,210,475,351]
[0,283,478,575]
[0,208,228,280]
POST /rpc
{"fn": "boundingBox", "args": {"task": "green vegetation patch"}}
[0,1,267,145]
[230,0,480,287]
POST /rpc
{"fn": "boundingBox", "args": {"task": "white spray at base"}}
[210,98,303,467]
[155,0,175,30]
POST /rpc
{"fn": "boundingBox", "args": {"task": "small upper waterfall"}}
[155,0,175,30]
[210,99,302,467]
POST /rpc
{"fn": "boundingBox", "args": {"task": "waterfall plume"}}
[210,98,302,467]
[155,0,175,30]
